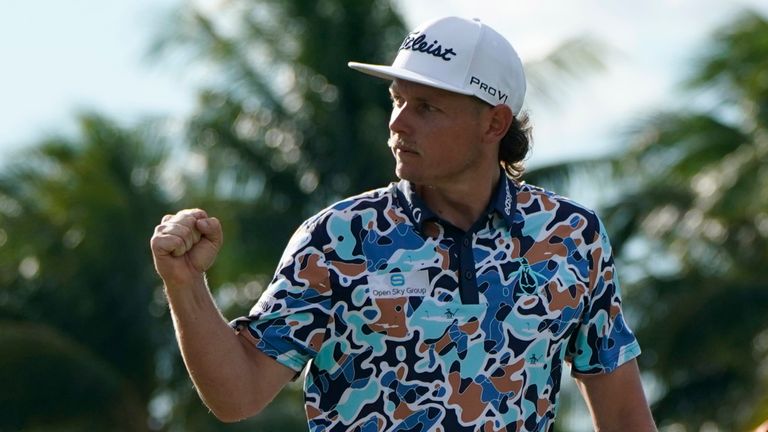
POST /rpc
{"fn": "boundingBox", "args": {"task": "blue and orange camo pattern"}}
[232,175,640,431]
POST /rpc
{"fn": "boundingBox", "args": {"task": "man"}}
[151,16,657,431]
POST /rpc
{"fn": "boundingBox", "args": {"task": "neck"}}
[415,168,500,231]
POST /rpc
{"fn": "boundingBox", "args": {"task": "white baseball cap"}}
[348,16,526,114]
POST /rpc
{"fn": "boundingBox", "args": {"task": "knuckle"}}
[179,224,194,239]
[170,236,185,250]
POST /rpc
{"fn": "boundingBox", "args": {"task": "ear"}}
[482,104,514,145]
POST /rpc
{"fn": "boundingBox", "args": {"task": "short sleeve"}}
[566,216,641,375]
[231,219,333,372]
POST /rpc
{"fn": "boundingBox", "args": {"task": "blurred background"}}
[1,0,767,431]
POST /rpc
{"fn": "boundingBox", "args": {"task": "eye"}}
[418,102,438,113]
[390,94,404,108]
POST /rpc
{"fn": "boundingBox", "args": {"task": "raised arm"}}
[574,359,657,432]
[150,209,296,422]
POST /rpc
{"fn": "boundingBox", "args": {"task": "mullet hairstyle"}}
[499,112,532,180]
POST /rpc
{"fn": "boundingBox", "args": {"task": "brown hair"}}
[499,112,532,180]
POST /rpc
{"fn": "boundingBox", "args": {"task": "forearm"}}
[575,360,657,432]
[165,275,260,421]
[152,211,295,421]
[589,407,657,432]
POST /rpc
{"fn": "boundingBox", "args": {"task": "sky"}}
[2,0,767,168]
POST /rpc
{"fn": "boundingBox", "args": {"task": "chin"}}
[394,166,418,183]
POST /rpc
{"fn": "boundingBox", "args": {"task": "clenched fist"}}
[150,209,223,288]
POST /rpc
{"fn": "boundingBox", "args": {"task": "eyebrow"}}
[388,83,434,103]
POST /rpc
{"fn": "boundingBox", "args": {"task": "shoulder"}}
[277,185,398,263]
[300,184,400,233]
[516,182,598,218]
[515,182,604,241]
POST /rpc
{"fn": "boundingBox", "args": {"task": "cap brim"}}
[348,61,474,96]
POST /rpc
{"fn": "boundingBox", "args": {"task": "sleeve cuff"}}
[234,323,309,373]
[570,340,642,376]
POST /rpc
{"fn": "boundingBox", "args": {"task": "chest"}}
[323,220,592,365]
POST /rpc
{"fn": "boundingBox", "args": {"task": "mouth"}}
[388,137,419,156]
[394,146,418,156]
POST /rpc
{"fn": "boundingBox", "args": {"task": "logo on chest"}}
[368,270,430,299]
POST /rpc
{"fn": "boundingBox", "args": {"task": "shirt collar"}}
[394,180,436,230]
[394,172,518,231]
[492,172,519,227]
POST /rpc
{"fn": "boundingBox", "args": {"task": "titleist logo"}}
[399,32,457,61]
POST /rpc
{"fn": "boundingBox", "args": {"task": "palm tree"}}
[150,0,407,280]
[528,10,768,430]
[147,1,407,429]
[0,113,174,430]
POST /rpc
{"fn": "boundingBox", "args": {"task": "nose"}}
[389,103,411,136]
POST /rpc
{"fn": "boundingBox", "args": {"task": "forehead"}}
[389,79,490,113]
[389,79,466,100]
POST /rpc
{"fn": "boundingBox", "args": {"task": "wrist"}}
[163,272,209,301]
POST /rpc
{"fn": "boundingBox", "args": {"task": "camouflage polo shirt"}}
[232,174,641,431]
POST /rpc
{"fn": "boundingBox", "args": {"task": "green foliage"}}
[0,1,405,428]
[529,9,768,430]
[153,0,406,284]
[0,113,174,429]
[147,3,406,427]
[0,322,146,431]
[4,1,766,430]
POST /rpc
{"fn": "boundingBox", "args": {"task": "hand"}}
[150,208,223,288]
[756,419,768,432]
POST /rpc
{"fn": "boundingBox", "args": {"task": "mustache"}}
[387,136,416,152]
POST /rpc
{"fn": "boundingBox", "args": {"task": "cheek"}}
[435,124,477,148]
